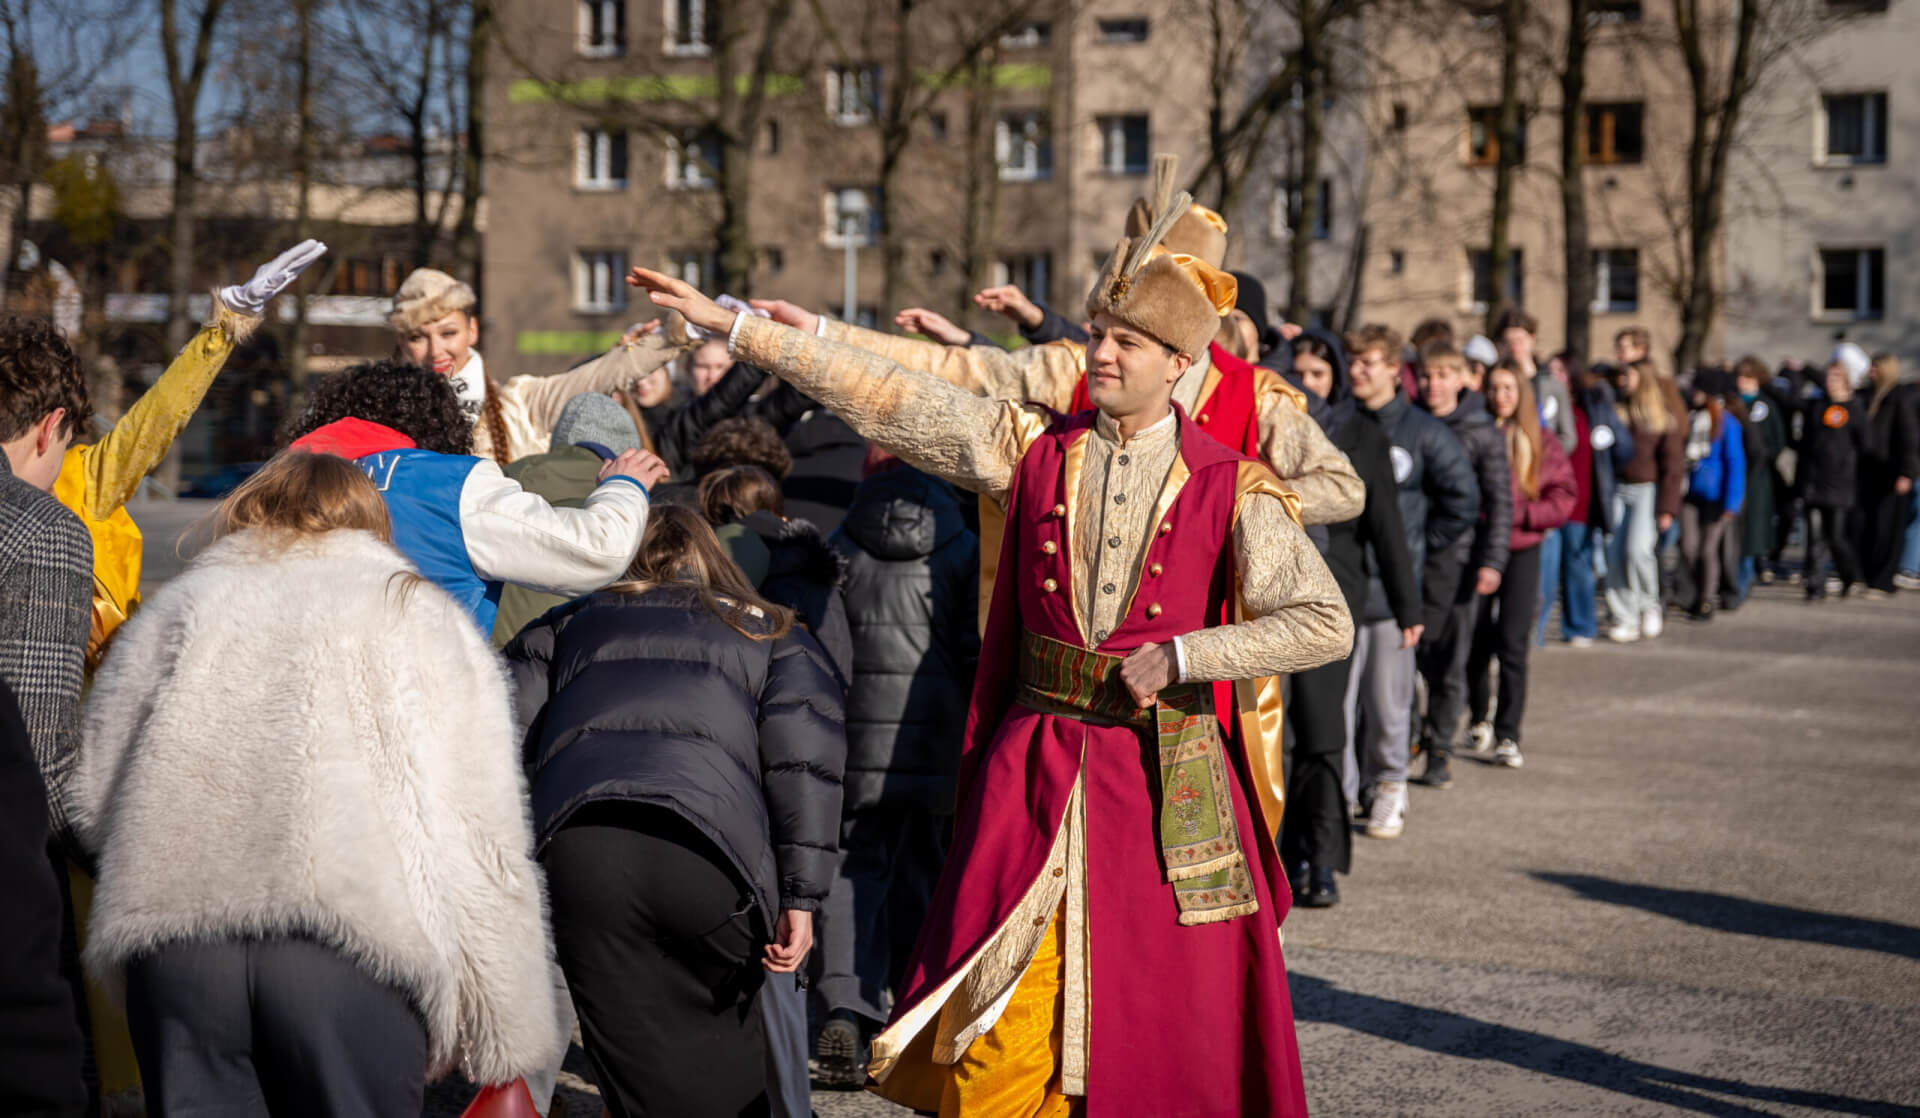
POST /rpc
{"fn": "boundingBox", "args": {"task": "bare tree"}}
[1559,0,1591,356]
[160,0,233,354]
[452,0,488,287]
[1483,0,1525,328]
[339,0,463,268]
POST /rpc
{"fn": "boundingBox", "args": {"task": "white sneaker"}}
[1567,635,1595,649]
[1607,623,1640,644]
[1364,781,1407,839]
[1467,722,1495,753]
[1493,738,1524,768]
[1641,609,1665,639]
[1894,572,1920,591]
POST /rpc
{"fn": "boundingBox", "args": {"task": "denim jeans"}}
[1606,483,1660,631]
[1901,489,1920,576]
[1554,521,1599,639]
[1532,527,1563,645]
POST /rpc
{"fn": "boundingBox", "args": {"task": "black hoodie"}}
[829,468,980,814]
[740,510,854,684]
[1290,329,1421,630]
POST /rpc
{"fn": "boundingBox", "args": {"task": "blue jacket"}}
[1687,412,1746,514]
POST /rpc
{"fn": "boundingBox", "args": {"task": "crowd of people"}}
[2,158,1917,1118]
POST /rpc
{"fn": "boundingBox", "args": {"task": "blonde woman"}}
[1605,359,1687,642]
[76,453,559,1112]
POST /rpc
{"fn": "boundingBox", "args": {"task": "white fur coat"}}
[77,528,561,1084]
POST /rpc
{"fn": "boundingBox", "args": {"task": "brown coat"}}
[1620,413,1688,519]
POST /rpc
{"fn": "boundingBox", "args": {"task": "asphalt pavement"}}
[130,500,1920,1116]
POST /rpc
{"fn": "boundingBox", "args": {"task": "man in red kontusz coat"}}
[632,181,1352,1117]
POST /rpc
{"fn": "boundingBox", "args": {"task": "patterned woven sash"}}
[1015,631,1259,925]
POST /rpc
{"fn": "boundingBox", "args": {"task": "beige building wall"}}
[1724,1,1920,365]
[1358,3,1703,365]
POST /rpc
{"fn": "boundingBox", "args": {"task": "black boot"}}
[1298,866,1340,908]
[1412,748,1453,789]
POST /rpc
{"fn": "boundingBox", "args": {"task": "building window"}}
[1468,248,1524,311]
[930,249,948,277]
[578,0,624,57]
[995,253,1052,306]
[1276,179,1333,240]
[1097,18,1149,42]
[1821,92,1888,165]
[1389,250,1405,275]
[1467,106,1525,165]
[1391,102,1409,131]
[664,130,722,189]
[765,119,781,155]
[1589,0,1643,21]
[1819,248,1885,319]
[1098,115,1149,175]
[1591,248,1639,312]
[574,250,628,314]
[664,0,708,55]
[668,249,718,291]
[996,111,1052,181]
[824,186,882,247]
[1000,22,1050,48]
[928,111,949,141]
[575,128,628,190]
[1586,103,1644,164]
[827,65,881,127]
[762,246,785,274]
[330,257,404,296]
[1467,4,1500,30]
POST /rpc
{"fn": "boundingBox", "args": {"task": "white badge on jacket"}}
[1390,446,1414,484]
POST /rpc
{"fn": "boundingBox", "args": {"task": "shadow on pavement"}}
[1289,972,1911,1117]
[1532,873,1920,962]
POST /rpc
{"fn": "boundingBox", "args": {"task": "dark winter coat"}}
[754,384,871,534]
[1861,382,1920,490]
[739,510,855,683]
[1797,394,1868,508]
[1432,392,1514,579]
[828,468,980,815]
[0,677,85,1118]
[1359,393,1480,625]
[1738,393,1787,558]
[506,587,846,918]
[640,361,768,480]
[1575,382,1634,532]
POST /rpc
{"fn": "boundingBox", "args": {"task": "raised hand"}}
[599,447,671,492]
[627,267,736,337]
[748,298,821,336]
[895,307,971,346]
[620,319,662,347]
[973,284,1043,329]
[218,239,329,317]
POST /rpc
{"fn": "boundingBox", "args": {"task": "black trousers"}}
[1858,479,1912,592]
[1805,504,1859,590]
[1416,597,1477,755]
[1469,544,1543,744]
[125,936,427,1118]
[1281,654,1354,874]
[544,805,770,1118]
[815,804,947,1028]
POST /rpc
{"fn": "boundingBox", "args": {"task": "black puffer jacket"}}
[506,587,846,918]
[739,510,855,684]
[829,467,980,815]
[640,361,767,480]
[1360,394,1480,624]
[1432,391,1513,579]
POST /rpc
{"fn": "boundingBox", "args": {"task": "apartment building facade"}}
[484,0,1233,378]
[1357,0,1701,360]
[1723,0,1920,364]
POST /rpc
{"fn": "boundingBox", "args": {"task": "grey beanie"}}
[551,393,643,456]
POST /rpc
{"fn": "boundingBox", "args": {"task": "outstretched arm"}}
[1177,489,1353,682]
[1254,388,1365,526]
[639,270,1045,503]
[508,331,680,437]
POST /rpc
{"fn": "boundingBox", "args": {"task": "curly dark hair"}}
[689,417,792,479]
[0,316,91,442]
[283,359,473,455]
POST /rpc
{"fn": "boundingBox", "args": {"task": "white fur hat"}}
[389,268,477,332]
[1831,342,1871,389]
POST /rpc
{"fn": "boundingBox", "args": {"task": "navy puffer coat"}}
[506,586,846,918]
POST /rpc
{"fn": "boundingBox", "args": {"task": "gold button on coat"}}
[1150,562,1164,577]
[1147,603,1163,619]
[1041,540,1058,554]
[1052,503,1067,517]
[1042,578,1059,592]
[1159,520,1173,535]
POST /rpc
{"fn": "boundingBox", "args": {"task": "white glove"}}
[217,239,329,317]
[685,294,766,341]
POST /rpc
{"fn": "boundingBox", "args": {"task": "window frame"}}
[1096,17,1149,43]
[823,185,883,248]
[663,0,710,57]
[574,127,630,191]
[574,249,629,315]
[1816,247,1886,321]
[577,0,625,58]
[826,65,881,127]
[994,253,1053,307]
[996,110,1052,182]
[664,130,721,190]
[1466,105,1525,166]
[999,22,1050,49]
[1585,102,1644,165]
[1097,114,1150,175]
[1590,248,1639,313]
[1467,247,1525,313]
[1818,91,1888,166]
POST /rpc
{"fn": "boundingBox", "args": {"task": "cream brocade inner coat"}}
[731,315,1352,1094]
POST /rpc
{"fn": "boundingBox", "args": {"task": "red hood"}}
[289,418,417,459]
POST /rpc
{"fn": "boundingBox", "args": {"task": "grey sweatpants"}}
[1342,618,1416,801]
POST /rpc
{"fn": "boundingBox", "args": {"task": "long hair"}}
[613,504,792,640]
[214,452,392,542]
[480,380,513,469]
[1622,358,1679,438]
[1491,360,1543,500]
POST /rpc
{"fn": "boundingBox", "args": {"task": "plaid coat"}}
[0,453,93,847]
